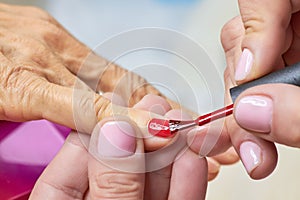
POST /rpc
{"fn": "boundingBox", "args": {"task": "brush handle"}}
[230,62,300,102]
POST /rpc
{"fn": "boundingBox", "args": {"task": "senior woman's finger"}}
[0,58,172,152]
[30,131,89,199]
[88,120,145,199]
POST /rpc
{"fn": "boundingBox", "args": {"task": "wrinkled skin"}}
[0,3,238,183]
[0,3,161,127]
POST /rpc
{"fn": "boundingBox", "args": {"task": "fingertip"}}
[239,140,277,179]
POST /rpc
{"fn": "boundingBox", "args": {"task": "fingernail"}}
[98,121,136,157]
[235,48,253,81]
[235,95,273,132]
[239,141,262,174]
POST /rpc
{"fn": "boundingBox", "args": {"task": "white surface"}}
[2,0,300,199]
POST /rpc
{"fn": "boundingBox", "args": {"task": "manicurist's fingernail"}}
[235,95,273,133]
[240,141,262,175]
[98,121,136,157]
[235,48,253,81]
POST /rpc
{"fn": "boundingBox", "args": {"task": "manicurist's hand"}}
[223,0,300,148]
[30,94,208,200]
[188,0,300,180]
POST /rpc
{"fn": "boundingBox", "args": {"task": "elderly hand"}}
[0,3,163,126]
[30,94,208,200]
[0,3,171,147]
[0,3,238,180]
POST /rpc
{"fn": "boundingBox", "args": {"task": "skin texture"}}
[0,3,170,149]
[189,0,300,180]
[0,2,239,181]
[30,94,208,200]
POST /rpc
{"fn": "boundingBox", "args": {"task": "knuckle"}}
[76,92,94,112]
[3,33,50,61]
[3,65,31,89]
[239,7,265,34]
[41,21,71,52]
[243,17,265,35]
[73,92,98,133]
[1,65,45,120]
[94,95,113,120]
[91,171,142,199]
[220,16,244,51]
[6,64,44,85]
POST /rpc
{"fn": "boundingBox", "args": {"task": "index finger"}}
[234,0,300,83]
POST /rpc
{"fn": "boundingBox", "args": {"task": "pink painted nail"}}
[235,48,254,81]
[240,141,262,174]
[235,95,273,133]
[98,121,136,157]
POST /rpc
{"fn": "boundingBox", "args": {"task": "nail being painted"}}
[148,104,234,138]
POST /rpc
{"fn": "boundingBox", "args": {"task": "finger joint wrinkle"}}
[94,95,113,120]
[39,179,84,200]
[93,172,141,199]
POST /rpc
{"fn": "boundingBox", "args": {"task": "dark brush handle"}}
[230,62,300,102]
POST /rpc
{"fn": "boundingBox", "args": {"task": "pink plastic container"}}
[0,120,70,200]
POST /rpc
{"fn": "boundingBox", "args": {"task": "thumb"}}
[235,0,297,83]
[88,120,145,200]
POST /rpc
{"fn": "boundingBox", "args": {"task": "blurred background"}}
[1,0,300,199]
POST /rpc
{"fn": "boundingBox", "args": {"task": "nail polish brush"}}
[148,62,300,137]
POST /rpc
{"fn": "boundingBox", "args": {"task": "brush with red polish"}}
[148,62,300,138]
